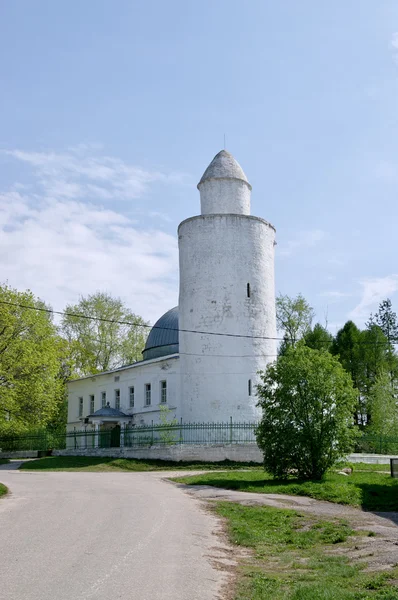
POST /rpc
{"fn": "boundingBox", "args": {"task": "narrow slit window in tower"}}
[247,283,250,298]
[248,379,252,396]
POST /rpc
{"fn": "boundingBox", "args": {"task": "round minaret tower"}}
[178,150,277,423]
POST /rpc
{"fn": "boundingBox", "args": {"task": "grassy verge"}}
[0,483,8,497]
[217,502,398,600]
[0,459,9,465]
[174,470,398,511]
[340,462,390,473]
[18,456,262,472]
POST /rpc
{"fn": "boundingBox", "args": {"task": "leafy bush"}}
[256,345,358,480]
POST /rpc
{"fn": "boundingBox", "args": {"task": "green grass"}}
[18,456,262,472]
[0,483,8,497]
[216,502,398,600]
[0,459,9,465]
[340,462,391,473]
[174,470,398,511]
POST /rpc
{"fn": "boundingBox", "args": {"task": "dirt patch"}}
[199,499,250,600]
[181,483,398,573]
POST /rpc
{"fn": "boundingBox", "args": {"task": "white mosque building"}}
[67,150,277,440]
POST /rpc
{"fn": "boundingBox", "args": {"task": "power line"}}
[0,299,396,346]
[0,299,286,341]
[179,352,280,358]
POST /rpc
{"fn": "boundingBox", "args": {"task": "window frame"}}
[129,386,135,408]
[101,391,106,408]
[90,395,95,414]
[160,380,167,404]
[145,383,151,406]
[78,397,83,417]
[115,389,120,410]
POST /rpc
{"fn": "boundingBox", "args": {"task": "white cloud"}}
[349,275,398,321]
[4,147,184,202]
[320,291,352,299]
[0,147,182,323]
[326,257,345,267]
[374,160,397,182]
[278,229,327,257]
[391,32,398,64]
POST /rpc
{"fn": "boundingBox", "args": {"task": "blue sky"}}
[1,1,398,331]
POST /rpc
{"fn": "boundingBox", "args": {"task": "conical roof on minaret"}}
[197,150,252,190]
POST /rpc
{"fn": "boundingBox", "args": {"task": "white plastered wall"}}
[178,214,277,423]
[67,355,180,432]
[199,179,251,215]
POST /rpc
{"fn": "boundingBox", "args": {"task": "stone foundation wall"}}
[0,450,41,459]
[53,443,264,463]
[52,446,398,464]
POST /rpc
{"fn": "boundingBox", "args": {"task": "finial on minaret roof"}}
[197,150,251,190]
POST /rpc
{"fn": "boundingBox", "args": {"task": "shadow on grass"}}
[357,483,398,514]
[178,472,398,513]
[18,456,262,472]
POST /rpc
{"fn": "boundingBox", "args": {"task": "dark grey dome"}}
[142,307,179,361]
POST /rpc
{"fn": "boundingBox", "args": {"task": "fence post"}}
[120,423,125,449]
[94,423,99,448]
[151,420,154,446]
[229,416,233,444]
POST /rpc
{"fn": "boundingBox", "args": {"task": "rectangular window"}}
[90,395,95,414]
[145,383,151,406]
[78,397,83,417]
[101,392,106,408]
[248,379,252,396]
[114,375,120,382]
[247,283,251,298]
[160,380,167,404]
[129,386,135,408]
[115,389,120,410]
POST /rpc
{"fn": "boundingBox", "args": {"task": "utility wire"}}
[0,299,396,346]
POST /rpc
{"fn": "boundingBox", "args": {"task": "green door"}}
[99,427,110,448]
[110,425,121,448]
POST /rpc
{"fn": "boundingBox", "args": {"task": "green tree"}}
[332,320,394,424]
[368,299,398,342]
[367,371,398,449]
[0,284,63,435]
[304,323,333,352]
[367,299,398,381]
[276,293,315,349]
[331,321,365,423]
[256,344,358,480]
[361,324,393,393]
[62,292,149,376]
[158,405,179,444]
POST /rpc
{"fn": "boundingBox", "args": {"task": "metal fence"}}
[0,421,258,452]
[354,434,398,455]
[66,420,259,450]
[0,430,66,452]
[1,423,398,454]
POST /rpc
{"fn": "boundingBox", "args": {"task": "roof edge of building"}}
[67,354,179,385]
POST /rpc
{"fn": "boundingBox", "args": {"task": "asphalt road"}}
[0,468,231,600]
